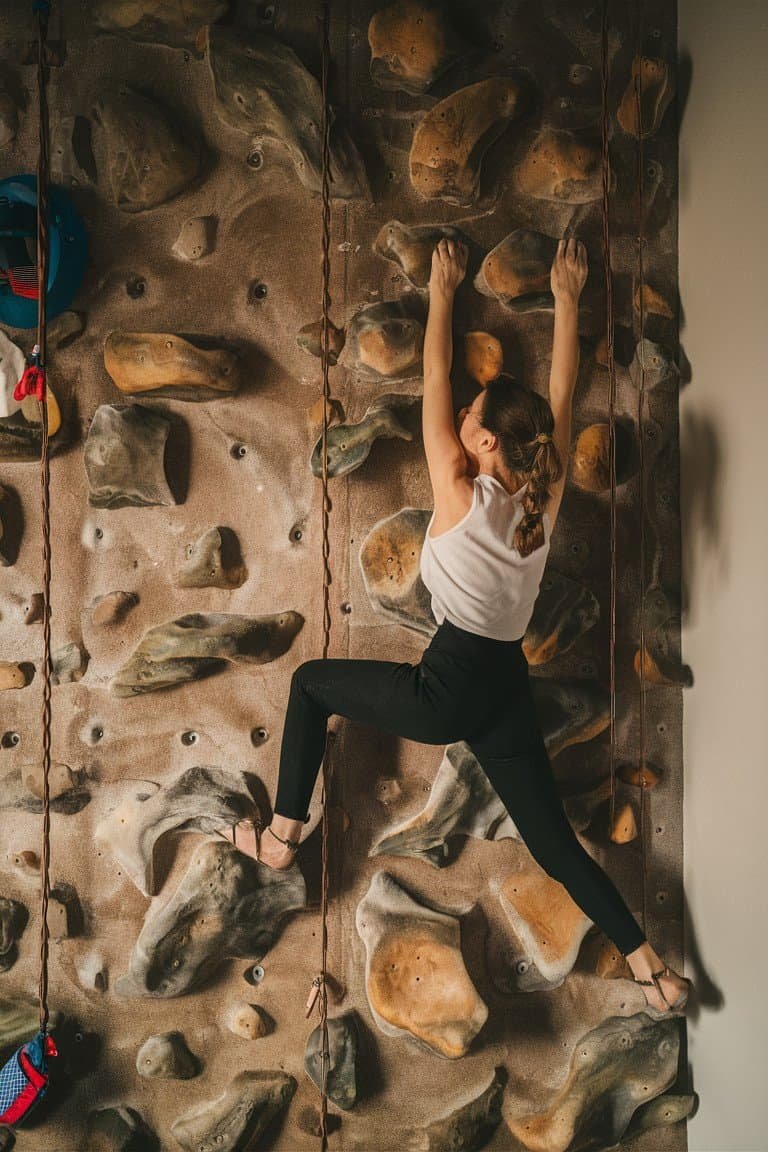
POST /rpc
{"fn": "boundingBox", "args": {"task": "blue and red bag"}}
[0,1028,58,1127]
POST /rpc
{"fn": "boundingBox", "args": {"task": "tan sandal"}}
[633,964,691,1017]
[213,816,300,868]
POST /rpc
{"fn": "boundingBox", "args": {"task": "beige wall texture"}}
[679,1,768,1150]
[0,2,695,1150]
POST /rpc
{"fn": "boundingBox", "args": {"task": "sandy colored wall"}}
[1,3,689,1149]
[679,1,768,1149]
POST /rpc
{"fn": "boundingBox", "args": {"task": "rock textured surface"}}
[0,3,685,1147]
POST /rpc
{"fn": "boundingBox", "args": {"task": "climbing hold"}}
[104,332,240,400]
[373,220,465,289]
[358,507,435,634]
[513,126,603,203]
[136,1031,199,1079]
[617,55,674,137]
[474,228,559,312]
[171,215,217,261]
[297,317,346,365]
[339,300,424,380]
[310,393,418,479]
[225,1003,271,1040]
[84,403,176,509]
[368,1,468,94]
[304,1011,359,1110]
[463,331,503,386]
[90,590,138,627]
[170,1070,297,1152]
[176,527,247,589]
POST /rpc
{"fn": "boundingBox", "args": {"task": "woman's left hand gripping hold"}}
[429,237,468,300]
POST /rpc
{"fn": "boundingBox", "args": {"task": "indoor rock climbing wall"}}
[0,2,693,1149]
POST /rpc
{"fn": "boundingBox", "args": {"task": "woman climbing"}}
[216,235,691,1019]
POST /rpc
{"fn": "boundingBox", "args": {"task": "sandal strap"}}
[267,824,300,851]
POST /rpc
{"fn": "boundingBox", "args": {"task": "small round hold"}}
[1,731,20,749]
[244,963,265,986]
[181,730,198,746]
[126,275,145,299]
[340,601,352,615]
[230,443,247,459]
[247,148,264,169]
[251,726,269,746]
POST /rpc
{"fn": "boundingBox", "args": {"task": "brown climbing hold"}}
[170,1070,297,1152]
[617,761,662,789]
[297,318,346,365]
[356,870,488,1058]
[225,1003,271,1040]
[409,77,523,206]
[617,55,674,137]
[0,663,26,691]
[474,229,559,312]
[340,300,424,380]
[91,590,138,627]
[513,126,603,203]
[523,569,600,665]
[176,527,247,590]
[92,86,202,211]
[172,215,217,261]
[92,0,228,48]
[633,281,674,318]
[104,332,240,400]
[306,395,345,434]
[373,220,464,289]
[359,507,435,634]
[608,801,639,845]
[463,331,503,386]
[368,1,468,94]
[634,643,691,687]
[499,866,593,988]
[571,424,621,492]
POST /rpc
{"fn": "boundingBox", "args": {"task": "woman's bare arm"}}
[547,238,588,533]
[422,238,472,516]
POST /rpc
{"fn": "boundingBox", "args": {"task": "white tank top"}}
[419,473,551,641]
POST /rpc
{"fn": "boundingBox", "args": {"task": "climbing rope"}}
[10,0,55,1040]
[600,0,649,943]
[632,3,650,940]
[304,2,335,1146]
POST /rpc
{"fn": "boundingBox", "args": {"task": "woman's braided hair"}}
[480,372,564,558]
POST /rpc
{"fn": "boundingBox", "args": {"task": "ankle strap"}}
[267,825,300,851]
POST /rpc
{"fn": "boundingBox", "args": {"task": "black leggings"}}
[275,618,647,957]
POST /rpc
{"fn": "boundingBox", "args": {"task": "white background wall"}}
[679,2,768,1148]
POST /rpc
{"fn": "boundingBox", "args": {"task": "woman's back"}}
[419,472,551,642]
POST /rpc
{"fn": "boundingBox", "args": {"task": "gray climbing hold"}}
[84,403,176,509]
[136,1031,199,1079]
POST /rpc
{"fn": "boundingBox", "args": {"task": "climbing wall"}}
[0,2,692,1149]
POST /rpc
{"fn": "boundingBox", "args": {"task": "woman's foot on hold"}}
[624,942,691,1015]
[216,817,301,871]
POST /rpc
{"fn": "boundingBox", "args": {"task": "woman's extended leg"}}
[273,655,483,822]
[468,707,647,958]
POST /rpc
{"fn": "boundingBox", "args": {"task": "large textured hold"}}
[371,741,603,869]
[523,569,600,665]
[570,423,634,492]
[0,996,60,1051]
[304,1012,359,1110]
[371,742,520,868]
[410,77,522,206]
[628,338,679,390]
[177,527,247,589]
[170,1070,297,1152]
[498,866,593,990]
[95,766,261,895]
[507,1013,681,1151]
[204,25,368,200]
[373,221,464,289]
[136,1031,199,1079]
[531,675,611,758]
[110,611,303,697]
[84,403,176,509]
[463,331,503,386]
[92,0,228,48]
[513,127,602,203]
[355,870,487,1059]
[359,508,435,634]
[92,86,202,211]
[0,896,28,972]
[104,332,240,400]
[86,1105,159,1151]
[116,840,306,997]
[617,55,674,137]
[474,229,559,312]
[310,393,418,479]
[411,1065,506,1152]
[368,1,468,94]
[339,300,424,380]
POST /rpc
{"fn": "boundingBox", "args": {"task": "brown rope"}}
[33,0,53,1036]
[633,10,649,938]
[600,3,619,845]
[314,2,334,1146]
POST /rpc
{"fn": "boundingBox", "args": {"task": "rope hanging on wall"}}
[0,0,60,1129]
[601,0,650,943]
[302,3,335,1147]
